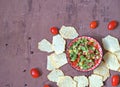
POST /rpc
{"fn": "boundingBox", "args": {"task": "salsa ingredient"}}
[50,27,59,35]
[112,75,120,86]
[30,68,40,78]
[108,20,118,30]
[90,21,98,29]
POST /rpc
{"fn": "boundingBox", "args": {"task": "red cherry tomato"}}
[44,84,50,87]
[112,75,120,86]
[108,20,118,30]
[30,68,40,78]
[90,21,98,29]
[50,27,59,35]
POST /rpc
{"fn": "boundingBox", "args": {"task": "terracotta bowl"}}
[66,36,103,72]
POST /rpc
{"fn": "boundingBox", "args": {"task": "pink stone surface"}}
[0,0,120,87]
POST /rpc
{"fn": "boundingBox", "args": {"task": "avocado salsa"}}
[68,37,101,70]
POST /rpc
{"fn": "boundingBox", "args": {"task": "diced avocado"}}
[80,55,85,59]
[85,59,92,63]
[82,64,89,70]
[89,46,95,50]
[70,54,77,61]
[90,53,95,57]
[78,62,83,66]
[73,41,80,48]
[81,47,86,51]
[73,49,79,54]
[70,52,75,57]
[95,49,99,54]
[69,46,73,50]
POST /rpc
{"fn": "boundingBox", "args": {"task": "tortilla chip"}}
[47,69,64,82]
[52,34,66,54]
[74,76,88,87]
[47,54,56,71]
[114,51,120,62]
[102,35,120,52]
[103,52,120,71]
[38,39,53,53]
[89,74,103,87]
[93,61,110,81]
[57,76,76,87]
[47,53,68,71]
[59,25,79,39]
[51,53,68,68]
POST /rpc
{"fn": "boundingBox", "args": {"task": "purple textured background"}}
[0,0,120,87]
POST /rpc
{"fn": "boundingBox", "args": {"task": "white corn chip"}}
[47,69,64,82]
[47,54,56,71]
[51,53,68,68]
[57,76,76,87]
[114,51,120,62]
[93,62,110,81]
[89,74,103,87]
[74,76,88,87]
[47,53,68,71]
[52,34,66,54]
[102,35,120,52]
[60,25,79,39]
[38,39,53,53]
[103,52,120,71]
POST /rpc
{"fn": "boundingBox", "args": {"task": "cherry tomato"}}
[44,84,50,87]
[112,75,120,86]
[108,20,118,30]
[90,21,98,29]
[50,27,59,35]
[30,68,40,78]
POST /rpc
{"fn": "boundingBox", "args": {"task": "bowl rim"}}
[66,36,103,72]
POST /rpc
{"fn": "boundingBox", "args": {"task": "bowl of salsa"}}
[66,36,103,72]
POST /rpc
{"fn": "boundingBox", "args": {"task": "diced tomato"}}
[89,50,94,53]
[94,43,99,49]
[76,57,80,62]
[71,61,78,67]
[88,41,93,45]
[95,59,99,64]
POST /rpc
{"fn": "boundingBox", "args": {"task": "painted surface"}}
[0,0,120,87]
